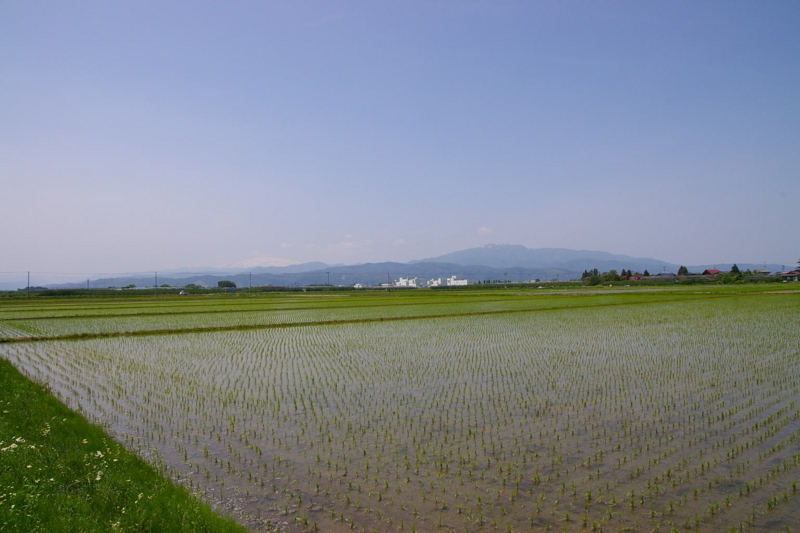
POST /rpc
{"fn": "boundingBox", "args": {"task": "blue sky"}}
[2,1,799,276]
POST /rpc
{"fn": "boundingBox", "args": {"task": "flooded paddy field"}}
[0,290,714,338]
[2,288,799,532]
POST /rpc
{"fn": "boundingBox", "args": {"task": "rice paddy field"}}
[2,286,799,532]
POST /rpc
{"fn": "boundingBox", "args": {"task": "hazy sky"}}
[3,1,799,275]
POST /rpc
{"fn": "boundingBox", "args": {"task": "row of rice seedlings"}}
[0,293,396,320]
[0,321,45,337]
[1,296,546,337]
[0,291,476,320]
[0,323,35,338]
[2,294,798,532]
[1,291,715,339]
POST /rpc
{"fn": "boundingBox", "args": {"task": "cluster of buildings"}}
[626,269,799,282]
[365,275,470,289]
[695,268,799,281]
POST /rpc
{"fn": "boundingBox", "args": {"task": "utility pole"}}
[27,271,30,299]
[326,271,330,287]
[249,272,252,294]
[87,279,89,291]
[155,271,157,296]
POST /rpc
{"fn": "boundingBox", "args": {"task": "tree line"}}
[580,268,649,284]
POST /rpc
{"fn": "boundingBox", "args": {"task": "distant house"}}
[702,269,721,276]
[782,271,799,282]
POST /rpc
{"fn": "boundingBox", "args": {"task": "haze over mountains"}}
[9,245,788,291]
[416,245,678,272]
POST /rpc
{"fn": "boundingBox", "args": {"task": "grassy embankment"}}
[0,358,248,533]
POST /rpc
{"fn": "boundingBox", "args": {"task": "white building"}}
[396,277,422,288]
[426,276,469,287]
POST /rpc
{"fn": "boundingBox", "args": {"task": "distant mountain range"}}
[151,262,330,276]
[418,244,786,275]
[9,245,790,290]
[416,244,679,273]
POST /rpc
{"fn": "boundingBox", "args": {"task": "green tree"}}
[730,264,741,274]
[718,273,735,284]
[643,269,651,277]
[218,280,237,288]
[677,266,689,276]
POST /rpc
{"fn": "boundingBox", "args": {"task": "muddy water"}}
[2,297,799,532]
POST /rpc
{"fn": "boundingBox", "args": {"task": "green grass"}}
[0,358,248,533]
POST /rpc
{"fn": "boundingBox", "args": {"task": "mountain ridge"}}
[414,244,675,272]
